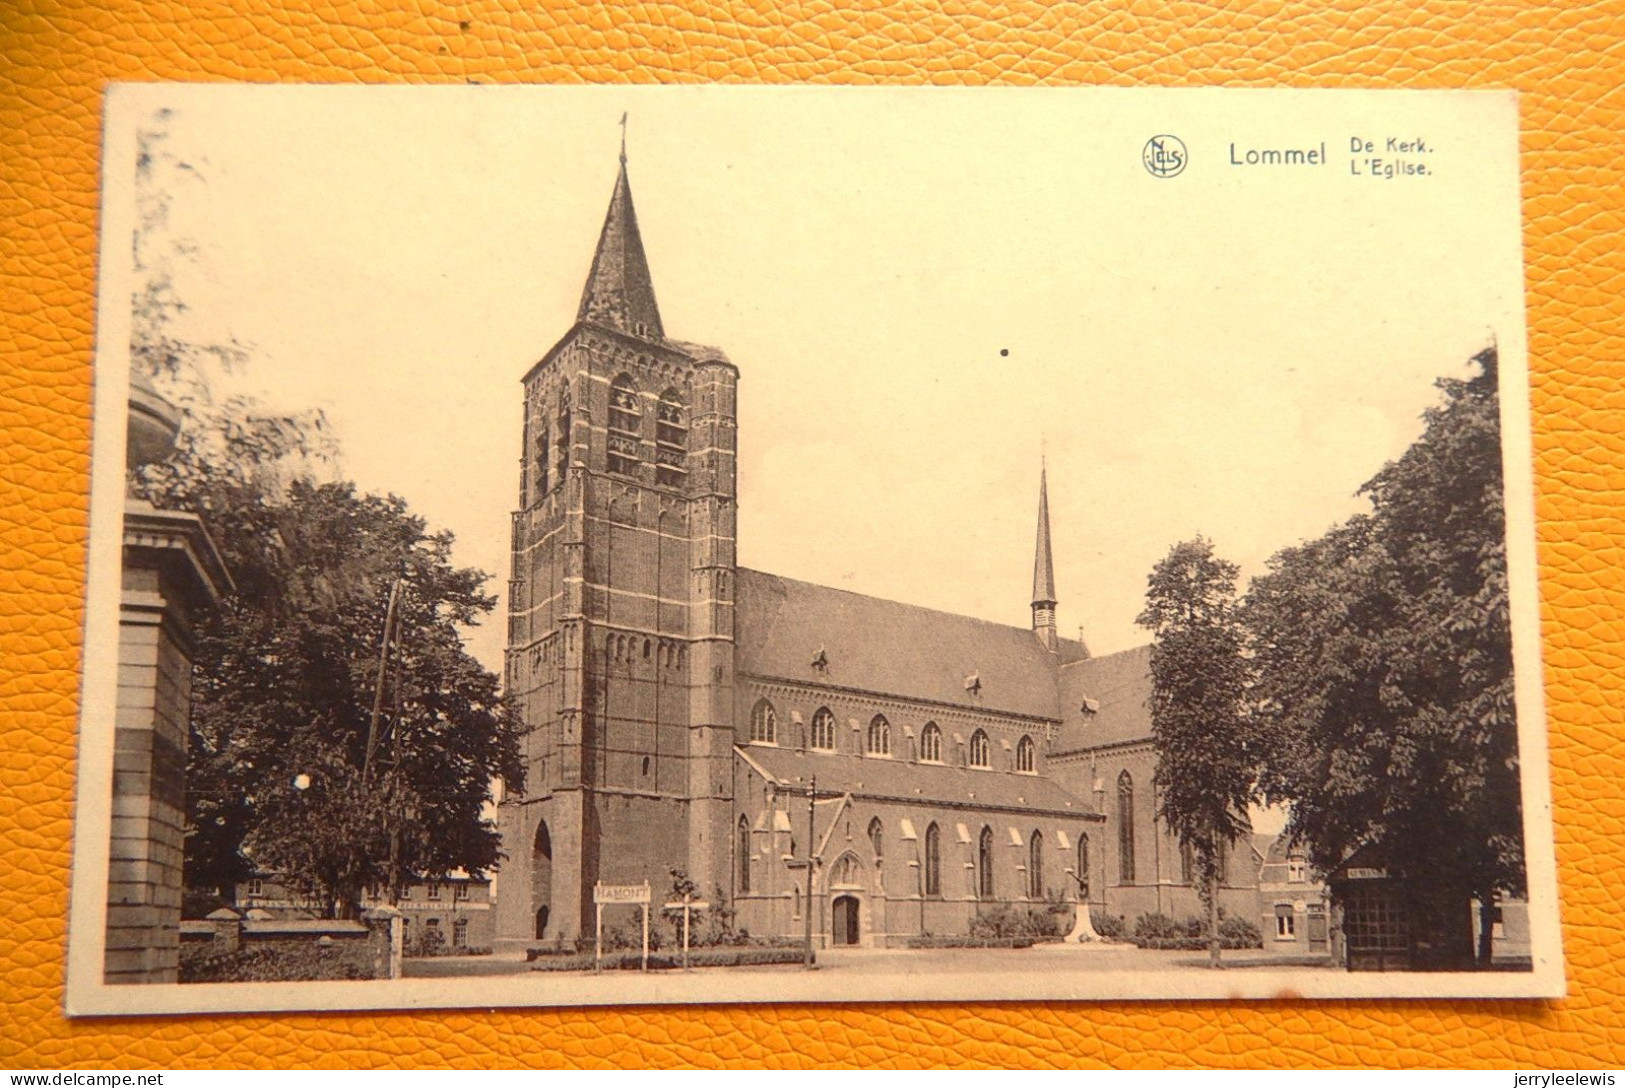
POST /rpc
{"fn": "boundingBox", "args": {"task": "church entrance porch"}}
[832,895,861,946]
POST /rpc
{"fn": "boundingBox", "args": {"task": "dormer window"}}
[655,387,687,488]
[607,374,641,475]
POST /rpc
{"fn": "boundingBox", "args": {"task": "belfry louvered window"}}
[607,374,641,475]
[655,387,688,488]
[554,393,572,483]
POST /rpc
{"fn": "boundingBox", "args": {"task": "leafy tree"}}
[125,108,523,917]
[1245,347,1522,965]
[1137,536,1254,968]
[186,481,525,917]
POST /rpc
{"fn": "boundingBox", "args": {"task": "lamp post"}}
[804,776,817,970]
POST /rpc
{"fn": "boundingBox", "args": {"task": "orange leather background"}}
[3,0,1622,1069]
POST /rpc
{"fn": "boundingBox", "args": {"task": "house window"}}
[868,817,883,860]
[737,816,751,894]
[969,729,990,768]
[867,715,890,756]
[427,883,442,901]
[1275,904,1296,940]
[978,825,995,899]
[1016,734,1035,773]
[655,387,688,488]
[454,883,470,901]
[920,722,942,763]
[248,878,264,898]
[1288,856,1307,883]
[924,823,941,896]
[607,374,641,475]
[1028,830,1044,899]
[811,707,835,751]
[1117,771,1136,884]
[453,917,469,948]
[749,698,777,744]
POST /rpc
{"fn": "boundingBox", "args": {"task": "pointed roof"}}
[1032,463,1057,607]
[576,153,664,340]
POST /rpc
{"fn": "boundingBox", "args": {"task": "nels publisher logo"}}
[1143,134,1187,178]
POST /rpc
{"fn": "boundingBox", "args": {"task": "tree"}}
[1245,347,1522,966]
[185,481,526,917]
[125,108,523,918]
[1137,537,1254,968]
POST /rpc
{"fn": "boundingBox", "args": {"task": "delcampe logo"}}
[1142,134,1187,178]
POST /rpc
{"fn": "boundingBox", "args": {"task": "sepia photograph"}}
[67,84,1561,1015]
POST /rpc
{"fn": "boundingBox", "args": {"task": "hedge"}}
[529,947,803,972]
[904,936,1052,950]
[180,939,377,983]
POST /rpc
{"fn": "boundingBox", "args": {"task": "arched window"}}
[737,815,751,893]
[969,729,990,768]
[1077,833,1090,900]
[811,707,835,751]
[867,715,890,756]
[1016,735,1036,773]
[607,374,641,475]
[749,699,777,744]
[1181,839,1196,886]
[920,722,942,763]
[867,817,883,860]
[978,825,995,899]
[655,387,688,488]
[554,392,572,483]
[1029,830,1045,899]
[1117,771,1136,884]
[924,822,941,896]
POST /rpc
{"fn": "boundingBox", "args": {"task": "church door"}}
[832,895,860,946]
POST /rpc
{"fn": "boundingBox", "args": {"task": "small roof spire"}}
[576,125,664,340]
[1032,459,1057,609]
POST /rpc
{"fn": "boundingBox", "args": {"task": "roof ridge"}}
[737,566,1084,648]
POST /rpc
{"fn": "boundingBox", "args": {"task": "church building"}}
[492,148,1258,949]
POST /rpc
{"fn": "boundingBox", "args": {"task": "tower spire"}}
[577,121,664,340]
[1031,458,1058,651]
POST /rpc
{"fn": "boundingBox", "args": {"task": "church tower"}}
[494,144,740,946]
[1031,463,1059,652]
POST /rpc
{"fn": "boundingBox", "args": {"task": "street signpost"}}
[593,881,651,973]
[662,893,710,971]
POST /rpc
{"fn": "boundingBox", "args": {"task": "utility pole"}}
[804,776,817,970]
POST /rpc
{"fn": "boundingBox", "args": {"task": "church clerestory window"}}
[866,715,890,757]
[655,387,688,488]
[749,698,777,745]
[811,707,835,751]
[969,729,990,768]
[1016,734,1036,774]
[607,374,641,475]
[920,722,942,763]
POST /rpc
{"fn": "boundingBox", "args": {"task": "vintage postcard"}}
[67,84,1561,1015]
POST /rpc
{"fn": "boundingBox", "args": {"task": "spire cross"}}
[619,112,628,163]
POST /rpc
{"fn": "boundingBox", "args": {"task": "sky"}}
[104,85,1528,680]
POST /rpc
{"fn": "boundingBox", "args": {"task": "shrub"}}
[1218,916,1263,947]
[180,939,375,983]
[528,947,803,972]
[969,904,1066,940]
[1132,912,1183,940]
[1091,910,1127,940]
[904,935,1041,950]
